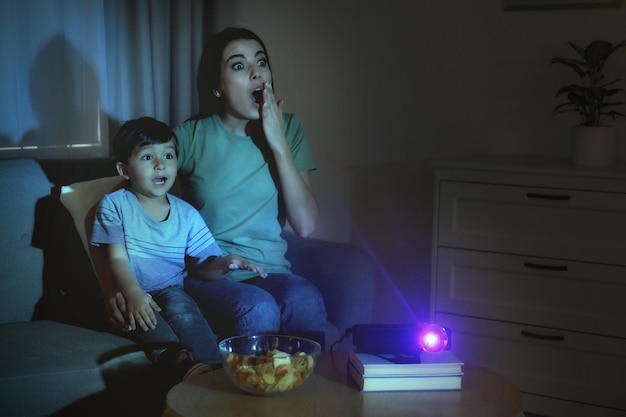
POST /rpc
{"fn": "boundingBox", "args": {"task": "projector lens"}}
[418,324,449,353]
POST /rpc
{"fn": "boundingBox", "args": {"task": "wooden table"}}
[163,351,524,417]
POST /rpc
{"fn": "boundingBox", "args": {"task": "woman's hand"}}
[260,82,288,152]
[198,254,267,280]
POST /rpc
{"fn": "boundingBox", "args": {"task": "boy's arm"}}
[196,254,268,281]
[90,244,127,329]
[105,243,161,331]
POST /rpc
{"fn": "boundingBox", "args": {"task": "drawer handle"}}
[523,261,568,271]
[526,192,571,201]
[521,330,565,342]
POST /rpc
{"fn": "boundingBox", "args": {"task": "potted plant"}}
[551,40,626,165]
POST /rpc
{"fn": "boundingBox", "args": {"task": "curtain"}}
[0,0,208,159]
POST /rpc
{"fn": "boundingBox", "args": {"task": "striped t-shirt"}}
[90,188,222,291]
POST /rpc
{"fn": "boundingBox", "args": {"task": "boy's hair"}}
[113,117,178,163]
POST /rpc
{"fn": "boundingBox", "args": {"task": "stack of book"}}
[348,350,464,392]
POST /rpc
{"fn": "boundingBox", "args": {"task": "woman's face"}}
[218,39,272,122]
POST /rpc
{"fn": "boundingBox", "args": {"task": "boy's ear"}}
[116,162,130,180]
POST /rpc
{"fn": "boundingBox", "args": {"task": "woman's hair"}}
[197,27,271,117]
[113,116,178,163]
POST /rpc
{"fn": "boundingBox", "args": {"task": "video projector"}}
[351,323,451,356]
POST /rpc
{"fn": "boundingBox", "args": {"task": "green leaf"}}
[603,110,626,118]
[611,40,626,55]
[550,57,587,66]
[588,87,605,100]
[600,101,625,108]
[567,92,588,106]
[561,62,586,78]
[600,78,623,89]
[566,42,585,59]
[553,107,579,116]
[555,84,585,96]
[585,41,613,66]
[553,102,577,113]
[551,58,587,78]
[604,88,625,97]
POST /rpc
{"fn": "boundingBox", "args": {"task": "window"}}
[0,0,207,159]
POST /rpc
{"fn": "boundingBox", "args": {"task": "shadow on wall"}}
[0,133,9,148]
[19,34,118,155]
[349,160,435,325]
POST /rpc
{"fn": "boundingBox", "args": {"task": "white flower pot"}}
[571,126,616,166]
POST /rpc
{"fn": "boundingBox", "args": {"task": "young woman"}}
[173,28,327,346]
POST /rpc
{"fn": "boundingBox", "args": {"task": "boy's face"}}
[116,139,178,200]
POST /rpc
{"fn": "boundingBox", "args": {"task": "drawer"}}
[434,248,626,338]
[523,393,626,417]
[437,181,626,265]
[435,313,626,414]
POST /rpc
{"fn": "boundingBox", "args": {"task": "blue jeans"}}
[129,285,222,365]
[184,273,327,347]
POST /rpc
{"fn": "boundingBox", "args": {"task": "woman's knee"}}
[236,291,280,333]
[283,277,326,311]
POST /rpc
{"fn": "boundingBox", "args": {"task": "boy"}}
[90,116,266,380]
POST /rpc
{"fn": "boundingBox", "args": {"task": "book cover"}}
[349,350,464,377]
[347,362,463,392]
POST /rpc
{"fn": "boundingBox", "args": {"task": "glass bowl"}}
[218,334,321,396]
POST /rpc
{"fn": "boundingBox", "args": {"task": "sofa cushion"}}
[0,157,118,327]
[0,320,150,417]
[0,160,53,324]
[59,176,125,255]
[284,231,374,349]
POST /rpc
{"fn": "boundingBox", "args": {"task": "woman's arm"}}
[274,155,318,237]
[261,83,319,237]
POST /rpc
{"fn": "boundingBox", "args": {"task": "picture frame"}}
[503,0,622,10]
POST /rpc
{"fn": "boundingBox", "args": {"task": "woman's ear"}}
[116,162,130,180]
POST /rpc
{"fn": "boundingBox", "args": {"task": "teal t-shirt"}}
[174,113,316,280]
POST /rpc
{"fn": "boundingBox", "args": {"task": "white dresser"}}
[430,156,626,417]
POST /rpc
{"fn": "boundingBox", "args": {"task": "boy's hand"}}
[225,254,268,278]
[105,291,127,329]
[125,288,161,331]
